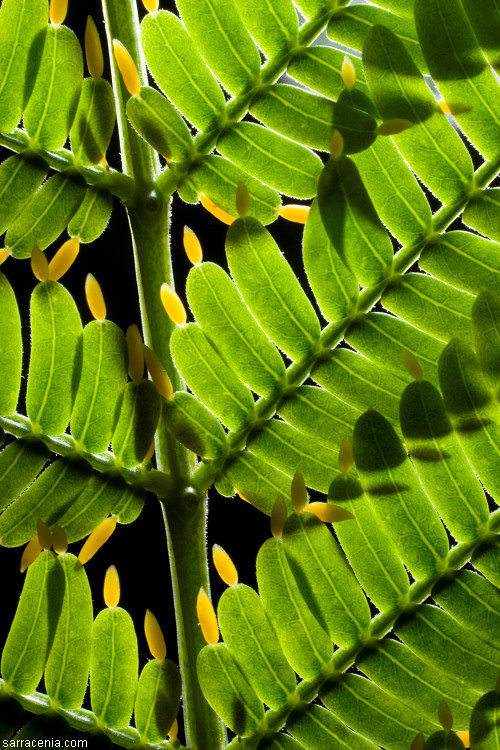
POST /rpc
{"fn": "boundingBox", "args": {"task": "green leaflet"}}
[217,584,296,710]
[321,674,438,750]
[197,644,265,737]
[70,78,115,165]
[6,172,86,258]
[395,604,500,693]
[71,320,127,453]
[420,231,500,296]
[0,272,22,416]
[1,551,64,695]
[126,86,194,162]
[346,312,442,388]
[382,273,474,343]
[367,0,414,16]
[56,474,128,542]
[112,380,160,468]
[26,281,82,436]
[90,607,138,728]
[163,392,227,459]
[328,5,425,72]
[363,25,473,205]
[415,0,500,161]
[248,420,339,493]
[470,688,500,749]
[439,338,500,500]
[171,324,255,431]
[24,24,83,151]
[318,157,394,287]
[141,11,225,131]
[0,438,49,512]
[463,189,500,243]
[358,639,480,730]
[226,218,321,361]
[224,451,292,514]
[187,262,286,397]
[282,513,371,647]
[0,0,47,132]
[237,0,298,58]
[288,704,376,750]
[191,155,280,226]
[472,291,500,395]
[67,187,113,244]
[461,0,500,70]
[258,736,306,750]
[217,123,322,199]
[0,457,92,547]
[302,197,358,323]
[328,474,410,612]
[294,0,342,17]
[353,410,449,579]
[400,381,489,542]
[256,537,332,680]
[473,541,500,589]
[176,0,260,96]
[134,659,181,743]
[111,483,145,524]
[288,47,367,102]
[351,136,432,246]
[0,155,47,235]
[278,385,359,451]
[433,570,500,648]
[44,553,92,709]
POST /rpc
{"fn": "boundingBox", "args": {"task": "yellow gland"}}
[342,56,356,90]
[438,700,453,732]
[145,609,167,661]
[78,516,117,564]
[212,544,238,587]
[37,519,52,551]
[144,345,173,400]
[0,248,9,265]
[270,496,287,539]
[160,283,187,326]
[104,565,120,608]
[277,204,310,224]
[143,439,155,463]
[237,492,251,504]
[52,524,68,554]
[438,99,452,115]
[183,225,203,266]
[339,436,354,474]
[197,588,219,646]
[376,119,414,136]
[330,129,344,160]
[20,536,42,573]
[200,194,235,225]
[291,470,307,513]
[306,502,354,523]
[48,237,79,282]
[112,39,141,97]
[85,273,107,321]
[456,731,469,748]
[85,16,104,80]
[49,0,67,26]
[168,719,178,740]
[236,181,249,219]
[126,324,145,381]
[403,349,423,381]
[31,246,49,283]
[142,0,159,10]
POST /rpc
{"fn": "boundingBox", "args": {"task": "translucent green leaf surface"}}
[90,607,138,728]
[112,380,161,468]
[226,218,321,361]
[461,0,500,69]
[0,155,47,235]
[288,704,376,750]
[0,438,49,512]
[225,451,292,514]
[433,570,500,647]
[126,86,194,162]
[237,0,298,58]
[70,78,115,165]
[0,272,22,416]
[26,281,82,435]
[463,189,500,243]
[163,392,227,459]
[288,46,367,102]
[111,483,145,525]
[44,554,92,709]
[67,187,113,244]
[472,291,500,395]
[470,688,500,750]
[24,25,83,151]
[134,659,181,743]
[56,474,129,542]
[71,320,127,453]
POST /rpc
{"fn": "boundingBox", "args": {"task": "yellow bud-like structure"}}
[160,283,187,326]
[342,56,356,90]
[112,39,141,96]
[49,0,67,26]
[144,609,167,661]
[78,516,117,564]
[306,502,354,523]
[270,496,287,539]
[236,181,249,218]
[212,545,238,587]
[237,492,251,504]
[85,274,107,321]
[278,204,310,224]
[330,129,344,160]
[31,247,49,283]
[126,324,145,382]
[183,226,203,266]
[143,439,155,464]
[52,524,68,554]
[291,470,307,513]
[403,350,423,381]
[48,238,79,281]
[456,731,469,748]
[197,588,219,646]
[0,248,9,265]
[20,536,42,573]
[200,194,235,225]
[438,99,452,115]
[376,119,414,136]
[168,719,178,739]
[339,436,354,474]
[142,0,159,11]
[104,565,120,608]
[37,519,52,551]
[85,16,104,80]
[144,345,174,400]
